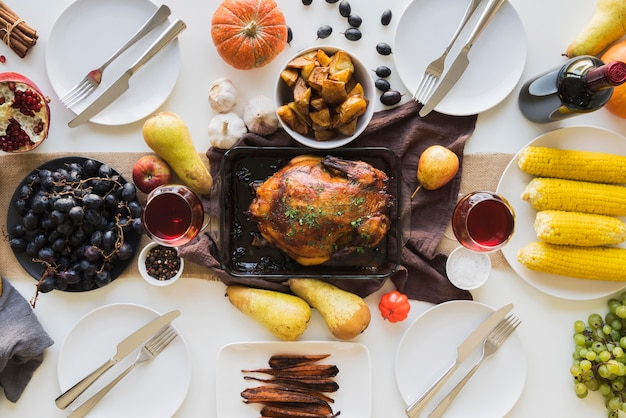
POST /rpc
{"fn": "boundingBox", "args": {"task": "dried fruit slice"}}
[0,72,50,152]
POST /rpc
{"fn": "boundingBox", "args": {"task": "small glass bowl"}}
[138,241,184,286]
[445,246,492,290]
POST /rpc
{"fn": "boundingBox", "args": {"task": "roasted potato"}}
[277,49,369,141]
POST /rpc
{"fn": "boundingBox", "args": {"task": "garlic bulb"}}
[208,112,247,149]
[243,95,279,136]
[208,78,238,113]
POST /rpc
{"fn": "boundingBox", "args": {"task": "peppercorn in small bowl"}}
[138,241,184,286]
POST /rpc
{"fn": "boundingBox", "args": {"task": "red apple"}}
[132,155,172,193]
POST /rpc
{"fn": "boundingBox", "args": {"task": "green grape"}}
[587,378,600,391]
[620,292,626,305]
[607,396,622,411]
[581,359,593,371]
[609,318,622,331]
[600,382,613,396]
[590,313,605,328]
[574,381,588,398]
[614,347,624,358]
[574,333,587,346]
[594,341,608,354]
[599,364,611,378]
[611,379,624,392]
[587,350,598,361]
[571,364,582,377]
[616,305,626,319]
[600,350,612,362]
[607,312,619,325]
[574,319,587,333]
[604,324,614,335]
[608,298,621,314]
[620,336,626,349]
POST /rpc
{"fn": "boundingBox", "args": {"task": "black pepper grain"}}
[145,245,181,281]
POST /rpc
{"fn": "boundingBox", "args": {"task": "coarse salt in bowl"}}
[138,241,184,287]
[445,246,492,290]
[274,45,375,149]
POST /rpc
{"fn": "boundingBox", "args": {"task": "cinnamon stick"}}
[0,1,37,58]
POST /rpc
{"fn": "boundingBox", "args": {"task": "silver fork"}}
[428,315,521,418]
[68,326,178,418]
[59,4,171,108]
[413,0,482,104]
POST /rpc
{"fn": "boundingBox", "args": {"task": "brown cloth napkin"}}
[0,277,53,403]
[180,101,478,304]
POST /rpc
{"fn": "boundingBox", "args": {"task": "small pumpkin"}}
[211,0,288,70]
[378,290,411,323]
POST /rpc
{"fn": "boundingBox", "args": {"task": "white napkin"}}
[0,278,53,402]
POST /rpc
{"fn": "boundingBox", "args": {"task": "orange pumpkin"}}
[211,0,288,70]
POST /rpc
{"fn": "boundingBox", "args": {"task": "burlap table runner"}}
[0,151,513,283]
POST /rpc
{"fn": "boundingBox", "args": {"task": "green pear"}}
[142,111,213,195]
[226,285,311,341]
[287,279,370,340]
[566,0,626,57]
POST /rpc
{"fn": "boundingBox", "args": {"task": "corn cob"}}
[517,241,626,281]
[517,146,626,184]
[534,210,626,246]
[521,177,626,216]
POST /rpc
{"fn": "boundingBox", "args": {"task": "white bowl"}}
[138,241,184,286]
[445,246,492,290]
[275,45,375,149]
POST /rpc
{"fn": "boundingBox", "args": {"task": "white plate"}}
[58,303,190,417]
[395,301,526,418]
[497,126,626,300]
[217,341,371,418]
[46,0,180,125]
[393,0,526,116]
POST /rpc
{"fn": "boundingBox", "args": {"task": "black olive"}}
[374,65,392,78]
[317,25,333,39]
[302,0,312,5]
[381,9,392,26]
[380,90,402,106]
[347,14,362,27]
[343,27,362,41]
[375,79,391,92]
[339,0,351,17]
[376,42,393,55]
[287,26,293,44]
[326,0,339,3]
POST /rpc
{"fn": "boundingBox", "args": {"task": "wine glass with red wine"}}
[451,191,515,253]
[142,184,205,247]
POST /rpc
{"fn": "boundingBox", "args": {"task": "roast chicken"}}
[247,154,393,266]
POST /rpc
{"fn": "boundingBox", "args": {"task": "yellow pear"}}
[142,111,213,195]
[411,145,459,198]
[566,0,626,57]
[287,279,370,340]
[226,285,311,341]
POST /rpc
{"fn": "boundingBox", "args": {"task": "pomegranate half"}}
[0,72,50,152]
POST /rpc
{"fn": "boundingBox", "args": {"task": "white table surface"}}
[1,0,626,417]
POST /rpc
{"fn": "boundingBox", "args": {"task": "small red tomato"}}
[378,290,411,323]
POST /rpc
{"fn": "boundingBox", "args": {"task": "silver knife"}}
[405,303,513,418]
[68,19,186,128]
[419,0,506,117]
[55,309,181,409]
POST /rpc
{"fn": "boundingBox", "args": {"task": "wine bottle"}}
[518,56,626,123]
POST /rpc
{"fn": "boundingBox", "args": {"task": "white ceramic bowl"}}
[138,241,184,286]
[445,246,492,290]
[275,45,375,149]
